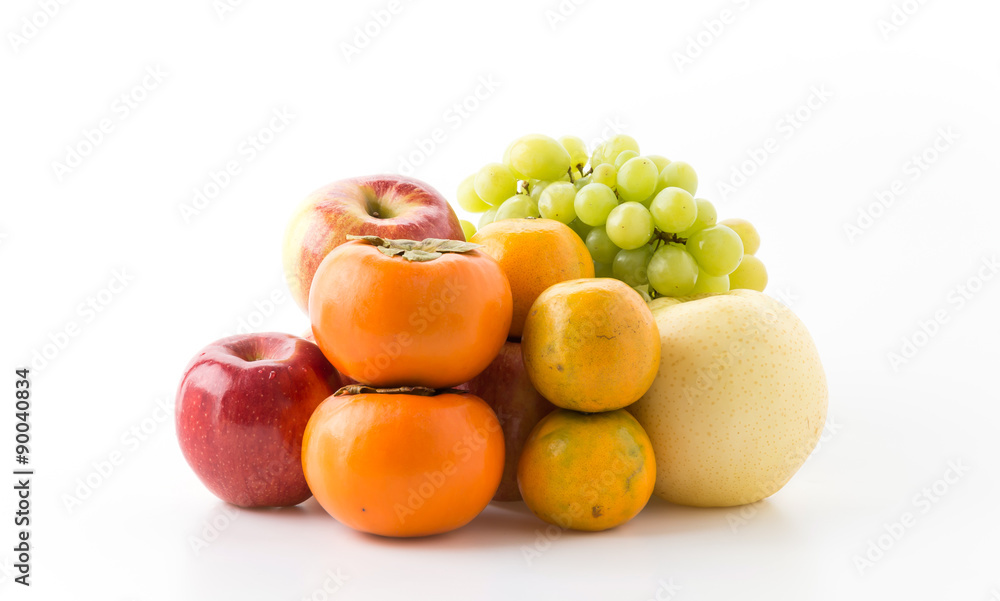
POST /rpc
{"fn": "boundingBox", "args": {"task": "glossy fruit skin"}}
[460,340,556,502]
[471,218,594,339]
[728,254,768,291]
[521,278,661,413]
[719,218,760,255]
[517,409,656,531]
[309,240,512,388]
[282,175,465,313]
[175,333,344,507]
[302,391,505,537]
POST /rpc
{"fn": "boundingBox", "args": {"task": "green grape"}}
[474,163,518,206]
[719,218,760,255]
[585,227,621,264]
[559,135,589,169]
[502,142,529,180]
[612,246,653,287]
[528,180,548,203]
[647,155,671,172]
[591,163,617,188]
[614,150,640,170]
[686,225,744,276]
[649,187,697,233]
[507,134,572,181]
[605,202,654,250]
[617,157,659,203]
[594,262,614,278]
[459,219,477,241]
[574,175,591,190]
[478,206,498,229]
[691,268,730,294]
[589,143,608,168]
[658,161,698,195]
[603,134,640,164]
[568,218,593,241]
[494,194,540,222]
[632,285,652,303]
[457,174,491,213]
[729,254,768,291]
[677,198,717,238]
[538,182,578,224]
[647,244,699,297]
[574,183,618,226]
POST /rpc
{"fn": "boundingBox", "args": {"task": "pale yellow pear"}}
[628,290,827,507]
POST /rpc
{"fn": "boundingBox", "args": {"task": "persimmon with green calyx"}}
[303,385,505,537]
[309,235,512,389]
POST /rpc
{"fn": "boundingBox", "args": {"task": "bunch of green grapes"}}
[457,133,768,298]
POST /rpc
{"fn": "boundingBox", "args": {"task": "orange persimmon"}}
[302,386,505,537]
[308,236,512,388]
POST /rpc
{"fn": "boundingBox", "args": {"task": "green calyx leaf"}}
[347,235,481,262]
[333,385,468,397]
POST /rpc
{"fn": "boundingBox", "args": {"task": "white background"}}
[2,0,999,599]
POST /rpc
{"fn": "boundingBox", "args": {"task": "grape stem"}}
[648,230,687,301]
[654,230,688,246]
[567,167,576,183]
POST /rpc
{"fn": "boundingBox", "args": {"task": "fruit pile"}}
[458,134,768,298]
[175,133,828,540]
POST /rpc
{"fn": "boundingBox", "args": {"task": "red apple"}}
[175,333,344,507]
[461,340,556,502]
[282,175,465,312]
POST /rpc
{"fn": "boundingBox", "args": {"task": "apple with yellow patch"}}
[627,290,827,507]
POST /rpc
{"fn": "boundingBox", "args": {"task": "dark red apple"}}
[282,175,465,313]
[461,340,556,502]
[175,332,344,507]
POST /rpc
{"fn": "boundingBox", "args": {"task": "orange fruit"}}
[521,278,660,412]
[309,236,512,388]
[517,408,656,531]
[471,218,594,338]
[302,388,504,537]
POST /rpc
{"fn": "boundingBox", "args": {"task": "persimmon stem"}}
[347,235,481,262]
[334,385,468,397]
